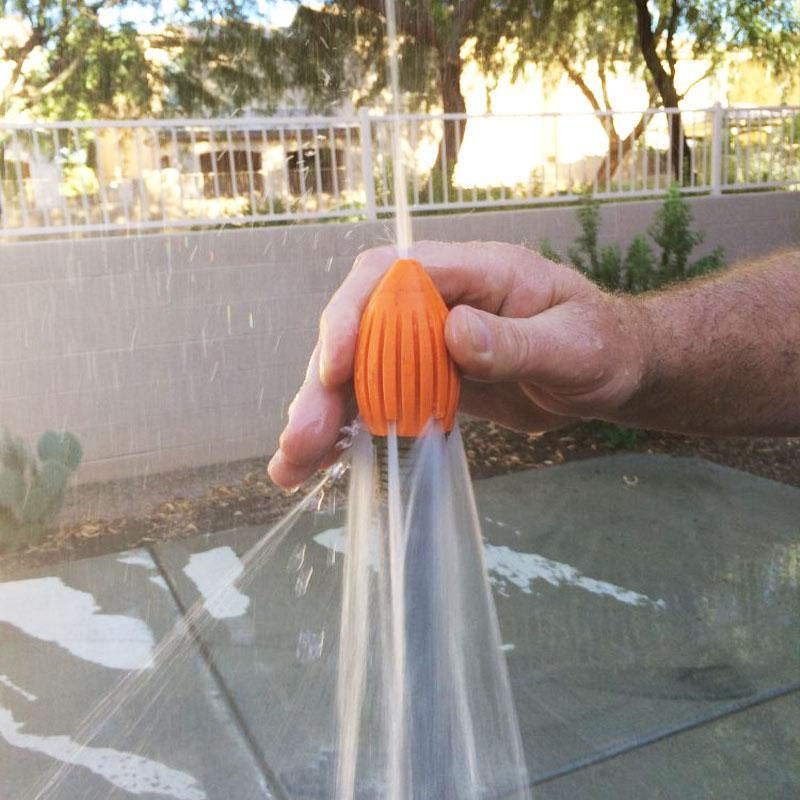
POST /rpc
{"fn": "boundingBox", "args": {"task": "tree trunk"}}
[438,53,466,175]
[633,0,691,182]
[596,112,653,187]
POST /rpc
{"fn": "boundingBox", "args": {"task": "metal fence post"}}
[710,102,723,195]
[359,108,377,221]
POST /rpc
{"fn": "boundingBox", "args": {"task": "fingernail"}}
[464,309,491,355]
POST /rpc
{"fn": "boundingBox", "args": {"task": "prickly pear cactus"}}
[0,426,82,551]
[37,430,83,471]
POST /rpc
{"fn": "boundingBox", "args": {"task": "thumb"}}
[445,305,555,383]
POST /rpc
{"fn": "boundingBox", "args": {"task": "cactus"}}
[0,426,82,551]
[0,468,26,509]
[37,431,82,471]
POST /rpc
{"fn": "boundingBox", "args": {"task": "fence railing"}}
[1,104,797,238]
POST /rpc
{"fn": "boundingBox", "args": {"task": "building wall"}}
[1,191,798,485]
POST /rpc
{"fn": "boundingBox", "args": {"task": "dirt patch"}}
[2,420,798,575]
[460,420,800,487]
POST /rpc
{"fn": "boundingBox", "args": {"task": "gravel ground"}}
[1,420,798,575]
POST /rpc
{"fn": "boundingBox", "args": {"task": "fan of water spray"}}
[332,243,530,798]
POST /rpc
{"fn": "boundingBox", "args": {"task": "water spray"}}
[351,257,465,797]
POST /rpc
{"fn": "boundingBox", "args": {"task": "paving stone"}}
[0,548,273,800]
[537,692,800,799]
[153,453,800,797]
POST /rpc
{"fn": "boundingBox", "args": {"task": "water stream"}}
[384,0,413,256]
[334,424,531,798]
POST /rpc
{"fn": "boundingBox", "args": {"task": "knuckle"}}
[506,322,536,376]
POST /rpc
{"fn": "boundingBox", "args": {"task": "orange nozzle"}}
[354,258,459,438]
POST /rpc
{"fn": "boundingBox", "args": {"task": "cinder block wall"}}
[1,192,798,484]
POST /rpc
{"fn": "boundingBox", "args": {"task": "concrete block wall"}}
[1,191,798,484]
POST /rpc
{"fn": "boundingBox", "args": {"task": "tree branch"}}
[27,53,84,101]
[597,56,613,112]
[447,0,481,55]
[677,64,716,102]
[559,54,603,113]
[2,29,42,109]
[634,0,677,105]
[665,0,680,80]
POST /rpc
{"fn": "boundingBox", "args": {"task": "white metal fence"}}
[1,104,797,238]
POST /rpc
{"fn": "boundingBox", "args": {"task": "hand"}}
[268,241,645,488]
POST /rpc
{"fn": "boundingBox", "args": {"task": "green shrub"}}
[543,185,725,293]
[583,421,644,450]
[0,426,82,550]
[648,186,724,282]
[538,238,562,263]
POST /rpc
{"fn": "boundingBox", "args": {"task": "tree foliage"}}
[163,14,288,115]
[0,0,265,118]
[3,0,798,131]
[1,0,157,118]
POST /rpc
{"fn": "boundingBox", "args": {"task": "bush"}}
[542,185,725,293]
[583,421,645,450]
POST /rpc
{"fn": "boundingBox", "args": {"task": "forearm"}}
[615,250,800,436]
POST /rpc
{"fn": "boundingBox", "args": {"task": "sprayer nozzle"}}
[354,258,459,438]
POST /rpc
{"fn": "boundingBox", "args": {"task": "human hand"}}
[268,240,645,488]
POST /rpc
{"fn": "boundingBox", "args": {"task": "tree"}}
[632,0,800,179]
[282,1,493,170]
[159,15,288,116]
[483,0,658,186]
[1,1,156,119]
[165,2,501,169]
[0,0,268,119]
[481,0,800,184]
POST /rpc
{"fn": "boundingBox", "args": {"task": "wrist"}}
[602,293,656,425]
